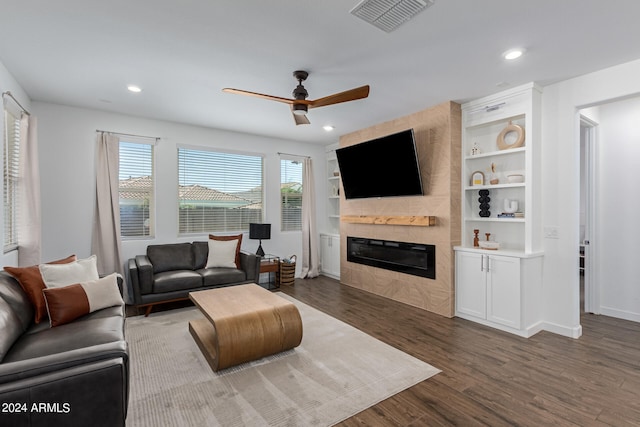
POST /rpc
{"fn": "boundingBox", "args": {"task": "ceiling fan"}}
[222,70,370,125]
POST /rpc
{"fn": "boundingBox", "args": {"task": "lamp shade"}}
[249,223,271,240]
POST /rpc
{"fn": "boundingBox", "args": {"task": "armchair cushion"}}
[198,268,246,287]
[152,270,202,294]
[147,243,194,274]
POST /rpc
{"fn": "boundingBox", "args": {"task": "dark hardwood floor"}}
[280,275,640,426]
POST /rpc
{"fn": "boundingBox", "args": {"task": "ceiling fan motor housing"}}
[292,84,308,100]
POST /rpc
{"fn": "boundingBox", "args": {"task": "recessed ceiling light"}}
[323,125,335,132]
[503,48,525,60]
[127,85,142,93]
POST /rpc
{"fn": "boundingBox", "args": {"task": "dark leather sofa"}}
[127,241,261,316]
[0,271,129,427]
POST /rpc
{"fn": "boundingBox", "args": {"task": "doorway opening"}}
[579,114,597,315]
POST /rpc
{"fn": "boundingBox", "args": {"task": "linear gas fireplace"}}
[347,236,435,279]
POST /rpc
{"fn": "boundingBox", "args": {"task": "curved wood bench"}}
[188,284,303,371]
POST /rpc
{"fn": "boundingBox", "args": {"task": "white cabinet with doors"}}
[320,233,340,279]
[455,247,543,337]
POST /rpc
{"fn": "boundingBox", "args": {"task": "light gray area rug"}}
[125,294,440,426]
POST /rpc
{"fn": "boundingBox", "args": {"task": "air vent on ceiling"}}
[350,0,434,33]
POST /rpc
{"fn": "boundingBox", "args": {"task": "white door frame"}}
[580,115,599,314]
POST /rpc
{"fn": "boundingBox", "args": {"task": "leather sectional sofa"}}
[127,241,261,316]
[0,271,129,427]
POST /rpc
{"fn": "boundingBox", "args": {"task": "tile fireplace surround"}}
[338,101,461,318]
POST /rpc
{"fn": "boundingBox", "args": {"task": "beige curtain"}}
[17,115,42,266]
[91,132,123,275]
[301,157,319,278]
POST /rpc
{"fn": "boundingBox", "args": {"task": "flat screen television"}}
[336,129,423,200]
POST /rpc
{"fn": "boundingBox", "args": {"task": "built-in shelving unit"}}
[460,84,542,253]
[455,82,544,338]
[326,144,340,234]
[322,143,340,279]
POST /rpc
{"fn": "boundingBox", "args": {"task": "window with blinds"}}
[3,109,20,251]
[178,147,263,234]
[119,141,154,238]
[281,158,303,231]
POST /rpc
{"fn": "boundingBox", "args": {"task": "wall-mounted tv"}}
[336,129,423,200]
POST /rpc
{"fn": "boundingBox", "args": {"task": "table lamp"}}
[249,223,271,257]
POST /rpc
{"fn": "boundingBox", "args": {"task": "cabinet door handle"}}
[486,256,491,272]
[480,254,484,272]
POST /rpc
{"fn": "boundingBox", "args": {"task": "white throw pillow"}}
[39,255,100,288]
[205,239,238,268]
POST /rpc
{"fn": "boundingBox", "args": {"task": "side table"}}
[259,255,280,289]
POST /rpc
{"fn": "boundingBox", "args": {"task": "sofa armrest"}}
[0,357,128,427]
[0,340,128,385]
[133,255,154,298]
[239,251,260,281]
[127,258,141,305]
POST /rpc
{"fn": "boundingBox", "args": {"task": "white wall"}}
[541,58,640,337]
[0,61,32,267]
[32,102,329,276]
[594,98,640,321]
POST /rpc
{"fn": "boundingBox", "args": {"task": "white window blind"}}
[178,147,263,234]
[281,158,303,231]
[3,109,20,252]
[119,141,154,238]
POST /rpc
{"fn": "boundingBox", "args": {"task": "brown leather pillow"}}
[209,234,243,268]
[4,255,77,323]
[43,273,123,327]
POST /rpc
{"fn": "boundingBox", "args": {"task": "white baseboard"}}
[600,307,640,323]
[541,321,582,339]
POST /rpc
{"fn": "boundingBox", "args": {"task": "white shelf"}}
[464,147,526,160]
[465,217,525,223]
[465,183,525,191]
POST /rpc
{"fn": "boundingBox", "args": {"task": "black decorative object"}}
[249,223,271,257]
[478,189,491,217]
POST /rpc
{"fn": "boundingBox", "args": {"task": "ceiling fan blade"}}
[308,85,370,109]
[292,111,310,126]
[222,88,295,105]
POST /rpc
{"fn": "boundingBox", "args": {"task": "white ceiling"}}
[2,1,640,145]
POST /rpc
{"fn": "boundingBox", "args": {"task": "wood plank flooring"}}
[280,276,640,426]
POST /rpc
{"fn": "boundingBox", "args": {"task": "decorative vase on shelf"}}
[478,190,491,217]
[489,162,499,185]
[504,199,518,213]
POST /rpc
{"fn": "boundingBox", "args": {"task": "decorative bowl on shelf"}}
[507,174,524,183]
[478,241,500,250]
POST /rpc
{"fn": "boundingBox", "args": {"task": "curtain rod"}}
[2,91,31,116]
[277,151,310,159]
[96,129,160,141]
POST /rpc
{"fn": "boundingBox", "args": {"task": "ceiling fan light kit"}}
[222,70,369,126]
[292,104,308,116]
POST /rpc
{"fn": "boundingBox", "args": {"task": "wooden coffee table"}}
[188,284,303,371]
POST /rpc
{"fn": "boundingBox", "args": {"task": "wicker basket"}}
[279,255,296,286]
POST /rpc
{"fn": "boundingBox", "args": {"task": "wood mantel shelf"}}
[341,215,436,226]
